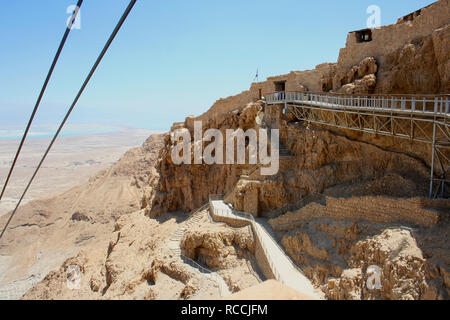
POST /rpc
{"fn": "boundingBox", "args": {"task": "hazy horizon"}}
[0,123,164,140]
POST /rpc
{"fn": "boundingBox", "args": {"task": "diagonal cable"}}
[0,0,83,201]
[0,0,137,240]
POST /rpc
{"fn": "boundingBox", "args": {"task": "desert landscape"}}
[0,0,449,301]
[0,128,163,297]
[0,129,162,218]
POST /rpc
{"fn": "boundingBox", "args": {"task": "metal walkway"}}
[267,92,450,198]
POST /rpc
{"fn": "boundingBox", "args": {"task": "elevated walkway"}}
[266,92,450,198]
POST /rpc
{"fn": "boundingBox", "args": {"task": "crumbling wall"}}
[269,196,442,230]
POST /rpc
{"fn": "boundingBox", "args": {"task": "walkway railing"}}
[0,276,40,300]
[267,192,323,219]
[267,92,450,115]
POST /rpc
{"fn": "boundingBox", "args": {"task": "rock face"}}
[147,101,265,216]
[330,25,449,94]
[181,223,261,293]
[0,134,165,291]
[341,74,377,94]
[143,89,449,300]
[330,20,449,94]
[145,92,436,217]
[235,124,432,215]
[21,210,180,300]
[377,26,450,94]
[335,0,449,94]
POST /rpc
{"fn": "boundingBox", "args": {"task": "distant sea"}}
[0,124,142,140]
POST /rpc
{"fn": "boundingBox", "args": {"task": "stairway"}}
[168,210,204,257]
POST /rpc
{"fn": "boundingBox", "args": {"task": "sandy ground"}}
[0,128,165,298]
[0,129,164,218]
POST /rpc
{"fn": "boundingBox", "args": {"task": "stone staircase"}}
[168,208,205,257]
[167,205,231,297]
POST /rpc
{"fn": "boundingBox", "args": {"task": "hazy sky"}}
[0,0,435,133]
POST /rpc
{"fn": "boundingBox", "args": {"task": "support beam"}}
[272,92,449,198]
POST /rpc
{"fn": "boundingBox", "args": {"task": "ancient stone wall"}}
[270,196,441,229]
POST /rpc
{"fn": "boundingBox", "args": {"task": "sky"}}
[0,0,436,136]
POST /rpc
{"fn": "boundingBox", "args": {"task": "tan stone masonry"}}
[270,196,443,229]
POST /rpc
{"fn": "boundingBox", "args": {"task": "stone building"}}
[196,0,449,123]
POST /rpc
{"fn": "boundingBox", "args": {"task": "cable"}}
[0,0,137,240]
[0,0,83,201]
